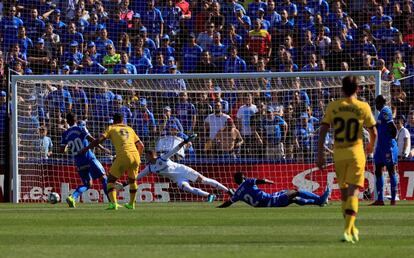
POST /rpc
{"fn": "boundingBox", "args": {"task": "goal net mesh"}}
[14,73,384,203]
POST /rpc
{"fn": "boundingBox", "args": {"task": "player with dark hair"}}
[60,112,113,208]
[317,76,377,243]
[137,134,233,202]
[81,112,144,210]
[371,95,398,206]
[217,172,330,208]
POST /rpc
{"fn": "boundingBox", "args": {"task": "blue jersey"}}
[61,125,97,168]
[231,178,289,207]
[376,106,397,149]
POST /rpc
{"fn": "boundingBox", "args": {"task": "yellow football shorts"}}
[109,152,141,179]
[334,157,366,189]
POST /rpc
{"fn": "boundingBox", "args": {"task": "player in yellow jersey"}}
[81,113,144,210]
[317,76,377,243]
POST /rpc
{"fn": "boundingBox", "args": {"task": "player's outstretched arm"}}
[217,200,233,208]
[256,179,274,185]
[317,123,330,169]
[86,135,111,155]
[79,135,106,155]
[161,134,198,160]
[136,167,150,180]
[135,140,144,155]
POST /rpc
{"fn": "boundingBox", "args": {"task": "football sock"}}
[298,190,321,201]
[101,177,109,200]
[129,182,138,205]
[181,183,209,197]
[344,196,358,234]
[293,197,316,205]
[107,183,117,204]
[375,175,384,201]
[72,185,89,199]
[201,177,228,192]
[390,173,398,201]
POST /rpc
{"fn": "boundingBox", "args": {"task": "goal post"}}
[10,71,382,203]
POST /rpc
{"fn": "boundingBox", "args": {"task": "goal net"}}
[11,71,383,203]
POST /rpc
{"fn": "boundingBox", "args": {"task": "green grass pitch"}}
[0,201,413,258]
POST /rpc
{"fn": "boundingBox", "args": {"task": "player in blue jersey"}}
[218,172,330,208]
[372,95,399,206]
[60,112,112,208]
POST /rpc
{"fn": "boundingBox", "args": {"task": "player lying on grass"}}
[217,172,330,208]
[60,113,117,208]
[137,134,233,202]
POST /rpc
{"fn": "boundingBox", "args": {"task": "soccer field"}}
[0,202,413,258]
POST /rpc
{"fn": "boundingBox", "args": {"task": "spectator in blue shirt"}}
[114,51,137,74]
[277,0,297,22]
[273,10,294,46]
[130,47,152,74]
[182,33,203,73]
[295,114,311,163]
[161,0,182,36]
[265,0,282,29]
[211,86,230,114]
[0,6,24,52]
[71,85,89,120]
[175,92,197,134]
[73,7,90,33]
[140,27,157,53]
[159,105,184,136]
[38,126,53,159]
[371,5,390,32]
[50,9,66,35]
[156,34,175,59]
[248,0,268,19]
[105,11,128,43]
[209,32,228,72]
[149,52,168,74]
[232,7,251,40]
[25,8,45,40]
[222,0,246,24]
[16,26,33,57]
[61,41,83,67]
[84,41,103,63]
[60,22,84,52]
[376,16,400,61]
[7,43,28,67]
[46,82,73,117]
[256,8,271,31]
[224,46,247,73]
[78,55,107,74]
[83,13,102,41]
[109,95,132,125]
[261,106,287,160]
[89,82,115,130]
[95,28,114,55]
[118,32,132,57]
[141,0,164,46]
[307,0,330,18]
[222,24,243,50]
[132,98,157,145]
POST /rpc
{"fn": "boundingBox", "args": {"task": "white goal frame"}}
[10,70,381,203]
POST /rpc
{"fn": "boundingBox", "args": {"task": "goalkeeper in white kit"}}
[137,134,233,202]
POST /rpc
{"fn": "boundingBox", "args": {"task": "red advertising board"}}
[18,162,414,202]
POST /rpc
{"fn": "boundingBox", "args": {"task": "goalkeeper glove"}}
[183,134,197,144]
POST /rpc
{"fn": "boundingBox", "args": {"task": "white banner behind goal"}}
[11,71,382,203]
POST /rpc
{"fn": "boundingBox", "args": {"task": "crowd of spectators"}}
[1,0,414,162]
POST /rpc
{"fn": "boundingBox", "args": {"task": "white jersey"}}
[137,144,200,183]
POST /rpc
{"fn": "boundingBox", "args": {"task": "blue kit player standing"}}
[60,112,112,208]
[372,95,399,206]
[218,172,330,208]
